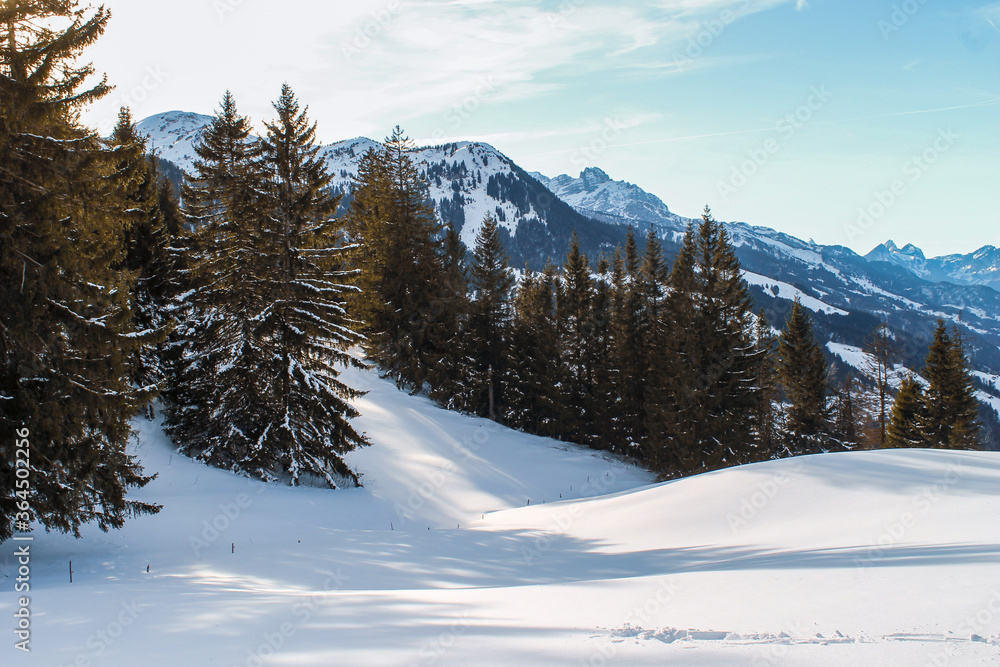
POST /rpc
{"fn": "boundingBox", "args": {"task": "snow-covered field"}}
[4,363,1000,666]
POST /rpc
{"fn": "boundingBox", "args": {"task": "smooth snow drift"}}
[2,362,999,666]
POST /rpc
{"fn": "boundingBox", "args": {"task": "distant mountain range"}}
[137,110,1000,443]
[865,240,1000,292]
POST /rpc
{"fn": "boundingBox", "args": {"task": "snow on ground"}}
[3,363,999,666]
[975,371,1000,394]
[744,271,848,316]
[826,342,916,390]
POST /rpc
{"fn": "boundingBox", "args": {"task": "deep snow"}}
[3,361,999,666]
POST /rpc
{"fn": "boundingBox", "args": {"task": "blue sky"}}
[84,0,999,256]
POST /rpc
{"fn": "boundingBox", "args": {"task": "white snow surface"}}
[744,271,848,316]
[826,342,917,390]
[4,362,1000,666]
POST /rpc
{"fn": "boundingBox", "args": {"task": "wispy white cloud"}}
[83,0,801,139]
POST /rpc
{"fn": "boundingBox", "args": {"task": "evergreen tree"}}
[589,254,616,447]
[165,92,271,474]
[346,127,445,390]
[886,374,924,448]
[777,298,831,454]
[254,84,368,485]
[919,320,981,449]
[609,229,647,455]
[507,263,561,436]
[557,233,596,444]
[427,224,470,409]
[653,209,762,475]
[467,214,514,420]
[747,310,779,461]
[648,225,695,471]
[0,1,159,539]
[110,108,174,403]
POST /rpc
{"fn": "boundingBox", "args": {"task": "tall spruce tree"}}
[254,84,368,485]
[653,209,762,475]
[747,310,779,462]
[346,127,446,390]
[919,320,981,449]
[558,233,597,444]
[165,92,271,474]
[507,264,562,436]
[468,214,514,420]
[427,224,470,409]
[609,230,647,454]
[886,374,924,448]
[110,108,174,402]
[589,254,616,447]
[777,299,832,454]
[0,1,160,539]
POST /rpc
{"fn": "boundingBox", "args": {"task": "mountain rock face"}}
[136,111,1000,439]
[866,240,1000,292]
[530,167,694,235]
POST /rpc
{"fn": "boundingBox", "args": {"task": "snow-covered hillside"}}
[4,361,998,666]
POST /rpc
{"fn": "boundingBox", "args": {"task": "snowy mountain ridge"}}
[138,111,616,267]
[866,239,1000,292]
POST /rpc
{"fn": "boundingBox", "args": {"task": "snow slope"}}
[3,361,999,666]
[745,271,848,316]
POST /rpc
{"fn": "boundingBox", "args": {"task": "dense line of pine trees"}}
[0,0,984,540]
[335,127,982,477]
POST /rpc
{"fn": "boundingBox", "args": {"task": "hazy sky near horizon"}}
[82,0,1000,257]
